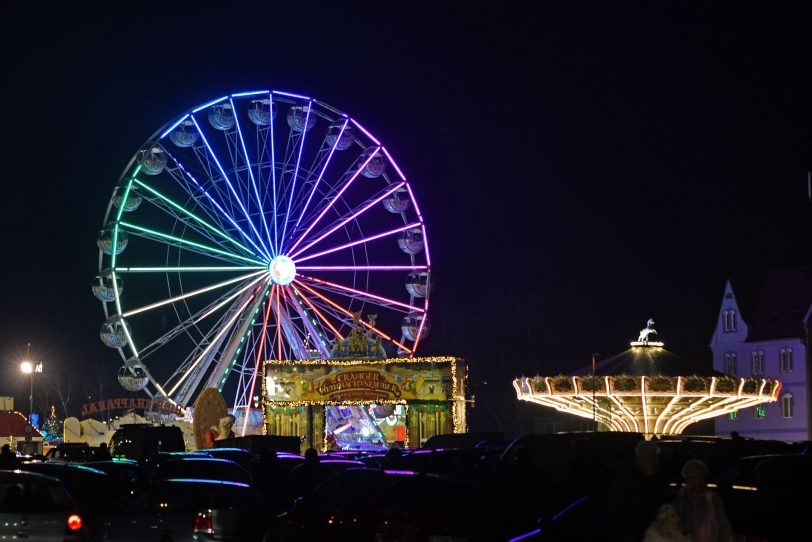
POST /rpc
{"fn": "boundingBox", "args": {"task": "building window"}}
[723,310,738,332]
[728,411,737,421]
[751,350,764,375]
[781,395,794,418]
[754,405,766,419]
[779,348,793,372]
[724,352,737,376]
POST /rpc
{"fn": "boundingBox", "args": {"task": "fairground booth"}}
[263,356,467,451]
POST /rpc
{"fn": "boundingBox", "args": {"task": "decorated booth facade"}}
[262,356,466,451]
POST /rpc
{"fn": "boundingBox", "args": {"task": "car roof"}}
[0,468,63,483]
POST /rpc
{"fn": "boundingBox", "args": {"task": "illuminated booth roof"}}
[513,319,781,437]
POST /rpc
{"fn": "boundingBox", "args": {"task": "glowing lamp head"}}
[21,361,33,374]
[269,255,296,286]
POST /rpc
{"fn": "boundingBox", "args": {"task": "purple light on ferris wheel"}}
[411,297,430,355]
[229,98,274,257]
[273,90,311,100]
[350,118,381,146]
[190,115,272,260]
[268,92,279,257]
[290,181,406,260]
[162,148,268,262]
[280,100,312,253]
[405,183,423,221]
[230,90,269,98]
[295,222,421,264]
[421,224,431,267]
[300,274,425,313]
[381,147,406,181]
[290,118,349,244]
[287,148,381,256]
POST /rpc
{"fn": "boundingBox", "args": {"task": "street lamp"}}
[20,347,43,427]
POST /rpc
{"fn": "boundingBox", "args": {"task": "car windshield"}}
[0,480,73,513]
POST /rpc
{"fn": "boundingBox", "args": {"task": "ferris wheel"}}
[94,90,432,409]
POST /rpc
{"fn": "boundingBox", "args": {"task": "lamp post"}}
[20,344,43,428]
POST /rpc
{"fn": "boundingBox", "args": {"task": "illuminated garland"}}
[261,357,467,448]
[514,374,782,436]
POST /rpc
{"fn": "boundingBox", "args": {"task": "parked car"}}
[19,461,116,540]
[196,447,255,469]
[0,469,89,541]
[151,457,251,484]
[102,478,266,542]
[109,424,185,463]
[46,442,97,462]
[83,458,146,496]
[264,467,501,541]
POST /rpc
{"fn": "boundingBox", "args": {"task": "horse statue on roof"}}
[638,318,657,343]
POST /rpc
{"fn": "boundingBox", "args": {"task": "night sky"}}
[2,2,811,433]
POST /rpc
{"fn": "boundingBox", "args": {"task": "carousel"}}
[513,320,781,436]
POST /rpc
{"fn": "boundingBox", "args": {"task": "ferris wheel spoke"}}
[122,270,266,318]
[238,286,275,435]
[292,286,344,340]
[229,98,274,258]
[298,274,422,313]
[290,181,406,259]
[282,287,332,358]
[164,148,272,261]
[293,279,413,354]
[167,288,260,397]
[297,265,427,272]
[135,275,265,361]
[279,100,312,253]
[134,179,257,257]
[286,147,381,255]
[295,222,421,264]
[190,115,272,260]
[119,221,267,266]
[291,118,348,242]
[115,266,265,273]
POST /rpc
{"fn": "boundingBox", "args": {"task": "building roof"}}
[568,345,720,377]
[0,411,43,438]
[746,265,812,342]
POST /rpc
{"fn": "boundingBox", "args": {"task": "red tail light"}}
[194,512,213,534]
[67,513,83,531]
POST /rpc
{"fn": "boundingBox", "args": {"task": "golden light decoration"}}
[513,373,781,436]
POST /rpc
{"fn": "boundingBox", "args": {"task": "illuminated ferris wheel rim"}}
[95,89,433,409]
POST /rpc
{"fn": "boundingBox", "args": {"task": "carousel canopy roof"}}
[569,345,721,378]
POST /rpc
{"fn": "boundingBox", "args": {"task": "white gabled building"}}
[710,266,811,442]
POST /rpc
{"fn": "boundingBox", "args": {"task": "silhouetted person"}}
[501,444,552,534]
[93,442,112,460]
[673,459,732,542]
[0,444,17,465]
[251,447,293,511]
[607,440,672,542]
[289,447,331,499]
[383,446,403,469]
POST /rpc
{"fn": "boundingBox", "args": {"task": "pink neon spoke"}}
[290,182,405,260]
[293,280,411,354]
[295,287,344,340]
[241,289,274,435]
[410,298,430,357]
[287,147,381,255]
[381,147,406,181]
[405,183,423,221]
[300,274,423,313]
[297,265,428,271]
[296,222,420,264]
[421,224,431,267]
[275,285,283,361]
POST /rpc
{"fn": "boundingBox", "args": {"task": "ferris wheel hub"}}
[269,255,296,286]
